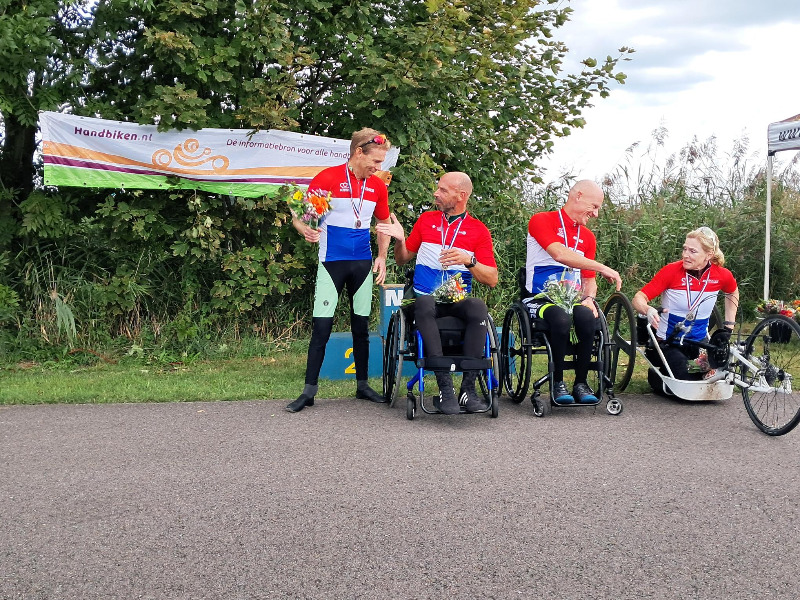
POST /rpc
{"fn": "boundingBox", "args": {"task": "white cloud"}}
[539,0,800,181]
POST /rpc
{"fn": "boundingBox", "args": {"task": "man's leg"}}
[450,297,491,412]
[537,303,575,404]
[348,260,386,403]
[415,295,459,414]
[287,262,341,413]
[571,305,599,403]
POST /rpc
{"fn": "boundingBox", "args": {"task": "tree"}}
[0,0,631,346]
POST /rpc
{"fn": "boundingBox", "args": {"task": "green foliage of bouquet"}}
[535,276,582,313]
[755,299,797,319]
[433,272,467,304]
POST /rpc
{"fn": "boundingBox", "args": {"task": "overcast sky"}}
[538,0,800,182]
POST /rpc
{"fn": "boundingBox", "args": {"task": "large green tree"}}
[0,0,631,347]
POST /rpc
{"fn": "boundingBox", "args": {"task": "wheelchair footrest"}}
[417,356,492,372]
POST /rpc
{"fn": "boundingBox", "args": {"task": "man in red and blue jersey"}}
[286,128,392,413]
[525,180,622,405]
[377,172,498,414]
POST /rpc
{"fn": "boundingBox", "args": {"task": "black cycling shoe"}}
[552,381,574,405]
[286,394,314,413]
[356,385,387,403]
[572,382,598,403]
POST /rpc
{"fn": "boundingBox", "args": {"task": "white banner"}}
[767,113,800,155]
[40,112,399,197]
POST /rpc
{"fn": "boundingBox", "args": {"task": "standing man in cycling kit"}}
[286,128,392,413]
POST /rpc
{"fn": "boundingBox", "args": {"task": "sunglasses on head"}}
[359,134,387,148]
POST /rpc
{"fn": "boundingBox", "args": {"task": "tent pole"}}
[764,154,773,301]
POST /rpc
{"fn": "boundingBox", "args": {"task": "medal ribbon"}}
[685,268,712,316]
[440,213,466,253]
[344,165,367,225]
[558,209,581,281]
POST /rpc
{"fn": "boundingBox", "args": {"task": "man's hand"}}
[293,218,320,243]
[439,248,470,269]
[599,266,622,291]
[646,306,661,329]
[373,256,387,285]
[375,213,405,241]
[581,297,598,318]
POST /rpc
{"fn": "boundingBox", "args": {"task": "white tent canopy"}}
[765,114,800,299]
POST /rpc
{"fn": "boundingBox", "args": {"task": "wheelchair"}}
[499,268,623,417]
[382,281,501,421]
[603,291,800,437]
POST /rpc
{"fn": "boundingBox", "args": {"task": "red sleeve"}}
[720,267,738,293]
[580,228,596,279]
[473,223,497,268]
[405,218,422,254]
[307,168,333,193]
[528,212,561,250]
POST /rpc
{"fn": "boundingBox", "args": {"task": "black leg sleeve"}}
[305,317,334,385]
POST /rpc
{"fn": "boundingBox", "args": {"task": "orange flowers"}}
[287,187,331,229]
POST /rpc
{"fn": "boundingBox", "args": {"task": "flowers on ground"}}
[433,272,466,304]
[287,187,331,228]
[755,299,798,319]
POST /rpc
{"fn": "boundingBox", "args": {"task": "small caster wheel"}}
[606,397,623,415]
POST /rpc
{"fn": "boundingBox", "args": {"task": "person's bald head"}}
[434,172,473,215]
[563,179,604,226]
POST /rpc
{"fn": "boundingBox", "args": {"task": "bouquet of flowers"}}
[534,276,582,342]
[687,349,711,374]
[433,272,467,304]
[535,276,582,314]
[287,187,332,229]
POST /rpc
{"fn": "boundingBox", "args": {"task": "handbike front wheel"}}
[739,314,800,436]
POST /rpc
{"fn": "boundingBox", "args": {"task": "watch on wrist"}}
[467,255,477,269]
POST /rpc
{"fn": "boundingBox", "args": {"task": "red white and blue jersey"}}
[405,211,497,295]
[310,163,389,262]
[526,209,596,294]
[640,261,737,342]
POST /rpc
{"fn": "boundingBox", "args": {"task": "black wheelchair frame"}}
[382,274,501,420]
[499,268,623,417]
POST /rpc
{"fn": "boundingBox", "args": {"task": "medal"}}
[345,165,367,229]
[684,268,711,322]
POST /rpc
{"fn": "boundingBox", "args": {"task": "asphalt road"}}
[2,392,799,600]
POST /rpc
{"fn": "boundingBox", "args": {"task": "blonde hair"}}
[349,128,391,156]
[687,226,725,267]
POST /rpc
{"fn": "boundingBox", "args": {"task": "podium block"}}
[379,284,405,338]
[319,332,383,380]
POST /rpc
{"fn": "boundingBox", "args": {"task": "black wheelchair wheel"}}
[406,393,416,420]
[739,314,800,436]
[382,310,405,408]
[500,302,532,403]
[603,292,637,392]
[588,304,613,400]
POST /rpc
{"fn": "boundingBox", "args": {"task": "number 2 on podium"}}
[344,347,356,374]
